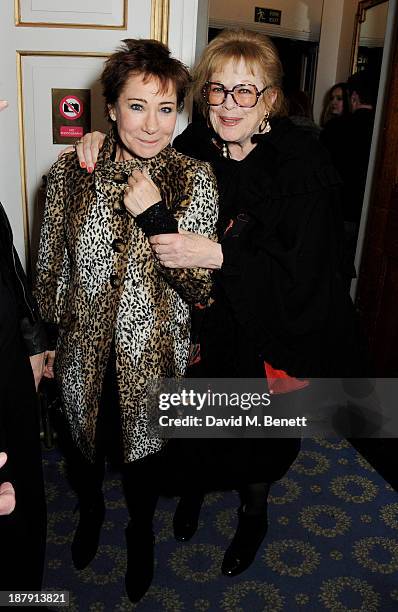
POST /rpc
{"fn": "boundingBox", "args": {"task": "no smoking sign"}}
[59,95,83,120]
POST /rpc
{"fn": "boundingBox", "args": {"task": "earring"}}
[109,112,116,122]
[259,111,271,134]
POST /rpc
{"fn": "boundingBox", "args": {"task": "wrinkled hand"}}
[76,131,105,172]
[0,453,16,516]
[43,350,56,379]
[29,351,46,391]
[124,169,162,217]
[149,232,223,269]
[59,131,106,170]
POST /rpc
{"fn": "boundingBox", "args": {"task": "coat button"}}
[113,172,128,184]
[113,199,126,215]
[112,238,126,253]
[110,274,122,289]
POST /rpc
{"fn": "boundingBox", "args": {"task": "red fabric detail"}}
[264,362,309,395]
[224,219,234,235]
[188,343,201,366]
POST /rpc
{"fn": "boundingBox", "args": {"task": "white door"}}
[0,0,204,271]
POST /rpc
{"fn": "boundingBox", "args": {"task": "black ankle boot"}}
[173,493,204,542]
[221,505,268,576]
[71,496,105,570]
[125,521,155,603]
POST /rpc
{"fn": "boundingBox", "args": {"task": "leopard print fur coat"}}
[35,128,218,463]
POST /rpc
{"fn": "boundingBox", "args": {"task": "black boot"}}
[221,504,268,576]
[173,493,204,542]
[125,521,154,603]
[71,495,105,570]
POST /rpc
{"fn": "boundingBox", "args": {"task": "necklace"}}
[211,137,230,159]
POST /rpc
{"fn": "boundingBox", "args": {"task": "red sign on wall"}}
[60,126,84,138]
[59,95,84,120]
[52,88,91,144]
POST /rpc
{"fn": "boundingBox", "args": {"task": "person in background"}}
[320,82,350,127]
[72,29,359,578]
[287,89,320,137]
[0,453,15,516]
[35,40,218,603]
[0,99,47,590]
[320,71,376,286]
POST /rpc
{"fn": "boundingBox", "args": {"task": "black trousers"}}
[61,347,160,525]
[0,341,47,591]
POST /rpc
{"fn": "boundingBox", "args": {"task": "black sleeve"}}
[13,246,48,355]
[135,200,178,236]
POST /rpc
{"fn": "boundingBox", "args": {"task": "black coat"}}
[320,109,375,224]
[174,117,359,379]
[0,202,47,361]
[0,202,47,590]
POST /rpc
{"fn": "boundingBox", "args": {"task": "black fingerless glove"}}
[135,200,178,237]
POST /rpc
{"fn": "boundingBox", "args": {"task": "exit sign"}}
[254,7,282,25]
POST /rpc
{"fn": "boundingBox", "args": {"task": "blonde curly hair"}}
[191,29,286,118]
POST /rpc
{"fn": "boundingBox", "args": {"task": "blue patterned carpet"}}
[42,438,398,611]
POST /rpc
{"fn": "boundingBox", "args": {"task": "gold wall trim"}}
[151,0,170,44]
[17,50,110,58]
[16,50,110,270]
[15,0,128,29]
[16,52,30,271]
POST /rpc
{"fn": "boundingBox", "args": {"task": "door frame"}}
[355,2,398,373]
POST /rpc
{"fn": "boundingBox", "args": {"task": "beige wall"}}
[209,0,323,41]
[360,2,389,46]
[313,0,358,123]
[208,0,360,122]
[336,0,358,80]
[314,0,388,122]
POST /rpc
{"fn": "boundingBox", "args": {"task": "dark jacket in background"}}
[320,109,375,225]
[0,201,46,591]
[0,202,47,359]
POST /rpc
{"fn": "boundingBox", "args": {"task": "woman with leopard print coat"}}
[35,40,218,603]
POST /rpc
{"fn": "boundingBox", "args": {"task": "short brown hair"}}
[101,39,190,117]
[192,29,286,117]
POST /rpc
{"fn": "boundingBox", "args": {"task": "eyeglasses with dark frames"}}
[203,81,271,108]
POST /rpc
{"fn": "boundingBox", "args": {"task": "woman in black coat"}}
[150,29,358,576]
[72,29,358,577]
